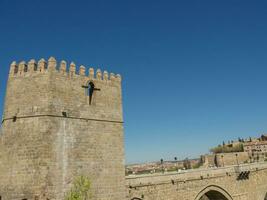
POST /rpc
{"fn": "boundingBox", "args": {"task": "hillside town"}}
[126,134,267,175]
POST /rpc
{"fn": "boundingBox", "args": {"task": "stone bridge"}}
[126,162,267,200]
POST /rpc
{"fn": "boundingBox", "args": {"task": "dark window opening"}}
[62,112,67,117]
[13,116,17,122]
[34,64,38,71]
[88,82,94,95]
[82,81,100,105]
[88,82,95,105]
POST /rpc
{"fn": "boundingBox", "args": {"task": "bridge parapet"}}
[126,162,267,187]
[126,162,267,200]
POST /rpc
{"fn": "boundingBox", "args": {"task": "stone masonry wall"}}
[201,152,250,168]
[126,162,267,200]
[0,57,125,200]
[215,152,249,167]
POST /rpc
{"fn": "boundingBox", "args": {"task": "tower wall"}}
[0,57,125,200]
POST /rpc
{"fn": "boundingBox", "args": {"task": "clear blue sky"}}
[1,0,267,164]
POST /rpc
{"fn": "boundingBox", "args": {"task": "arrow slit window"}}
[83,81,100,105]
[87,82,95,105]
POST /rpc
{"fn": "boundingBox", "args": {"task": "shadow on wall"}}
[195,185,233,200]
[199,191,229,200]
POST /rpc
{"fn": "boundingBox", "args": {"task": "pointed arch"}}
[195,185,233,200]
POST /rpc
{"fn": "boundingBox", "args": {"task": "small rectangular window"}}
[13,116,17,122]
[62,112,67,117]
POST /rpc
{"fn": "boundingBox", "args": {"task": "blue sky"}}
[1,0,267,164]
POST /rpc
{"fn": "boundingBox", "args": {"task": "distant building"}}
[244,141,267,155]
[261,134,267,141]
[126,159,200,175]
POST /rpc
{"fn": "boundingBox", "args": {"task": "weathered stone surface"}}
[0,58,125,200]
[202,152,250,168]
[126,162,267,200]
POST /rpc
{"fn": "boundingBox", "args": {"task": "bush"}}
[65,176,91,200]
[210,143,244,154]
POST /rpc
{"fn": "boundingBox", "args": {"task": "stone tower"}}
[0,57,125,200]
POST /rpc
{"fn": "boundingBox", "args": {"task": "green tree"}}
[65,176,91,200]
[210,143,244,154]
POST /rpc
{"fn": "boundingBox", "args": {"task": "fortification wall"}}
[215,152,250,167]
[0,57,125,200]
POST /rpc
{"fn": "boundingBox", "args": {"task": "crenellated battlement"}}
[9,56,122,82]
[5,56,123,122]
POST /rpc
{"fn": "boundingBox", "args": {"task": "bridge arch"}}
[195,185,233,200]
